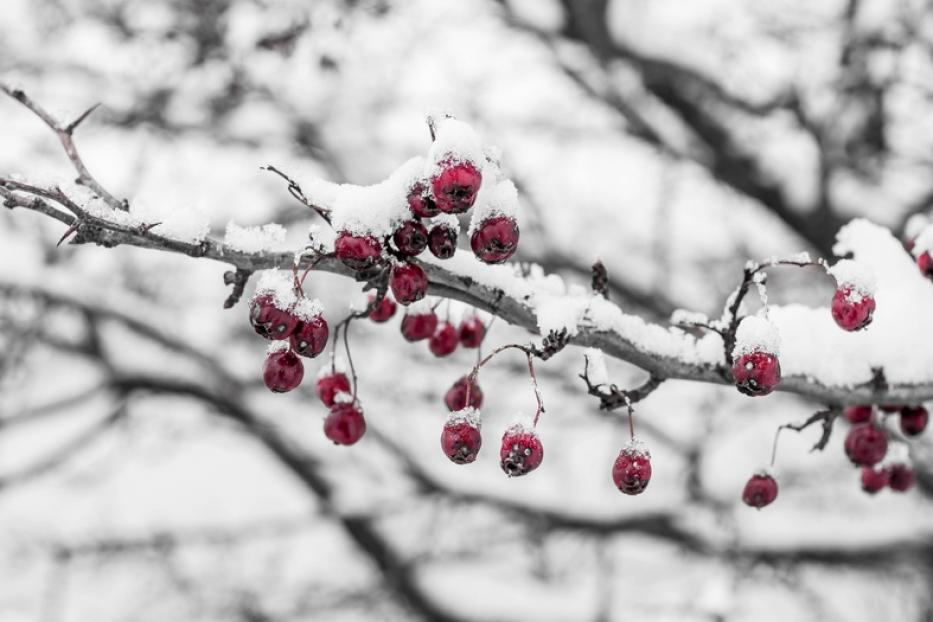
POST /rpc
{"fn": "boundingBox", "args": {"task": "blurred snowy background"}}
[2,0,933,620]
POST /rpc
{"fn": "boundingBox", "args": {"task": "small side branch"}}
[222,268,253,309]
[580,358,665,411]
[262,165,332,224]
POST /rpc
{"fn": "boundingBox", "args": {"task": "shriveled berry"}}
[429,322,459,357]
[900,405,929,436]
[444,376,483,411]
[612,445,652,495]
[861,465,890,494]
[392,220,429,256]
[888,464,915,492]
[458,316,485,348]
[470,216,519,264]
[389,262,428,305]
[400,311,438,342]
[499,426,543,477]
[290,315,329,358]
[316,371,351,406]
[441,419,482,464]
[428,222,458,259]
[262,348,304,393]
[408,184,439,218]
[732,351,781,396]
[844,423,888,467]
[831,287,875,331]
[335,232,382,271]
[249,294,299,340]
[432,161,482,214]
[323,402,366,445]
[742,474,778,509]
[368,293,397,323]
[918,251,933,280]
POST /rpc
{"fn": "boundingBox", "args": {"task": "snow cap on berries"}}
[732,315,781,359]
[426,117,484,168]
[432,213,461,234]
[292,297,324,322]
[254,269,298,310]
[622,436,650,458]
[912,224,933,258]
[468,179,519,236]
[828,259,876,297]
[333,391,354,405]
[447,407,481,429]
[266,339,291,355]
[331,157,424,238]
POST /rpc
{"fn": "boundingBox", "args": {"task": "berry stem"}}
[342,321,359,399]
[527,352,545,426]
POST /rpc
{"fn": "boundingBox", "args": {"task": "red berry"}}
[389,262,428,305]
[249,294,299,340]
[831,287,875,331]
[316,371,351,406]
[843,405,873,424]
[368,293,397,323]
[499,425,543,477]
[408,184,439,218]
[742,473,778,509]
[458,316,486,348]
[400,311,438,342]
[888,464,915,492]
[612,444,652,495]
[879,404,902,413]
[428,222,458,259]
[844,423,888,467]
[290,315,329,358]
[918,251,933,280]
[335,232,382,271]
[732,351,781,396]
[392,220,429,256]
[860,465,890,494]
[441,414,482,464]
[323,402,366,445]
[262,348,304,393]
[428,322,459,357]
[900,406,928,436]
[470,215,519,264]
[444,376,483,411]
[432,161,482,214]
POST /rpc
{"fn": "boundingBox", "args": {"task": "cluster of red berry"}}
[844,404,925,493]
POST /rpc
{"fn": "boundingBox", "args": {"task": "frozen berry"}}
[843,405,873,424]
[368,293,397,323]
[429,322,459,357]
[831,287,875,331]
[316,371,351,406]
[888,464,915,492]
[428,222,458,259]
[470,215,519,264]
[262,348,304,393]
[441,416,482,464]
[844,423,888,467]
[408,184,439,218]
[458,316,485,348]
[290,315,329,358]
[323,402,366,445]
[392,220,429,257]
[444,376,483,411]
[249,294,299,340]
[860,465,890,494]
[899,405,928,436]
[401,311,439,342]
[918,251,933,280]
[390,262,428,305]
[432,161,482,214]
[335,232,382,271]
[499,425,543,477]
[732,351,781,396]
[742,473,778,509]
[612,445,652,495]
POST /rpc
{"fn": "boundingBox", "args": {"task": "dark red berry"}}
[400,311,438,342]
[368,293,397,323]
[879,404,902,413]
[499,426,543,477]
[316,371,351,406]
[389,262,428,305]
[444,376,483,411]
[888,464,915,492]
[408,184,440,218]
[262,348,304,393]
[843,405,873,424]
[742,474,778,509]
[458,316,485,348]
[861,465,890,494]
[429,322,459,357]
[290,315,329,358]
[441,416,482,464]
[335,232,382,271]
[918,251,933,280]
[470,215,519,264]
[612,445,652,495]
[323,402,366,445]
[899,406,929,436]
[732,351,781,396]
[432,161,482,214]
[428,222,458,259]
[249,294,299,340]
[392,220,429,256]
[831,287,875,331]
[844,423,888,467]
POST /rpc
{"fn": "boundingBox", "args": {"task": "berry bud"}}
[407,184,440,218]
[392,220,429,257]
[470,215,519,264]
[249,294,299,340]
[843,405,873,424]
[742,473,778,509]
[368,293,397,323]
[831,286,876,331]
[262,347,304,393]
[444,376,483,411]
[316,371,351,407]
[844,423,888,467]
[400,311,439,342]
[458,316,486,348]
[440,409,482,464]
[428,322,459,357]
[323,402,366,445]
[899,405,928,436]
[732,351,781,396]
[389,262,429,305]
[432,161,482,214]
[888,463,915,492]
[428,222,458,259]
[860,465,890,494]
[612,443,652,495]
[334,232,382,271]
[499,424,543,477]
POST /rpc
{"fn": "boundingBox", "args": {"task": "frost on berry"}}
[392,220,429,257]
[444,376,483,411]
[843,405,873,424]
[470,215,519,264]
[316,370,351,407]
[400,309,439,342]
[888,463,915,492]
[440,408,482,464]
[742,473,778,509]
[334,231,383,271]
[389,262,429,305]
[899,405,929,436]
[731,316,781,396]
[830,287,876,332]
[324,402,366,445]
[844,423,888,467]
[262,343,304,393]
[368,292,397,323]
[860,465,890,494]
[428,221,459,259]
[249,271,299,340]
[428,322,459,357]
[289,298,329,358]
[611,441,652,496]
[499,423,543,477]
[458,316,486,348]
[431,161,483,214]
[407,183,439,218]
